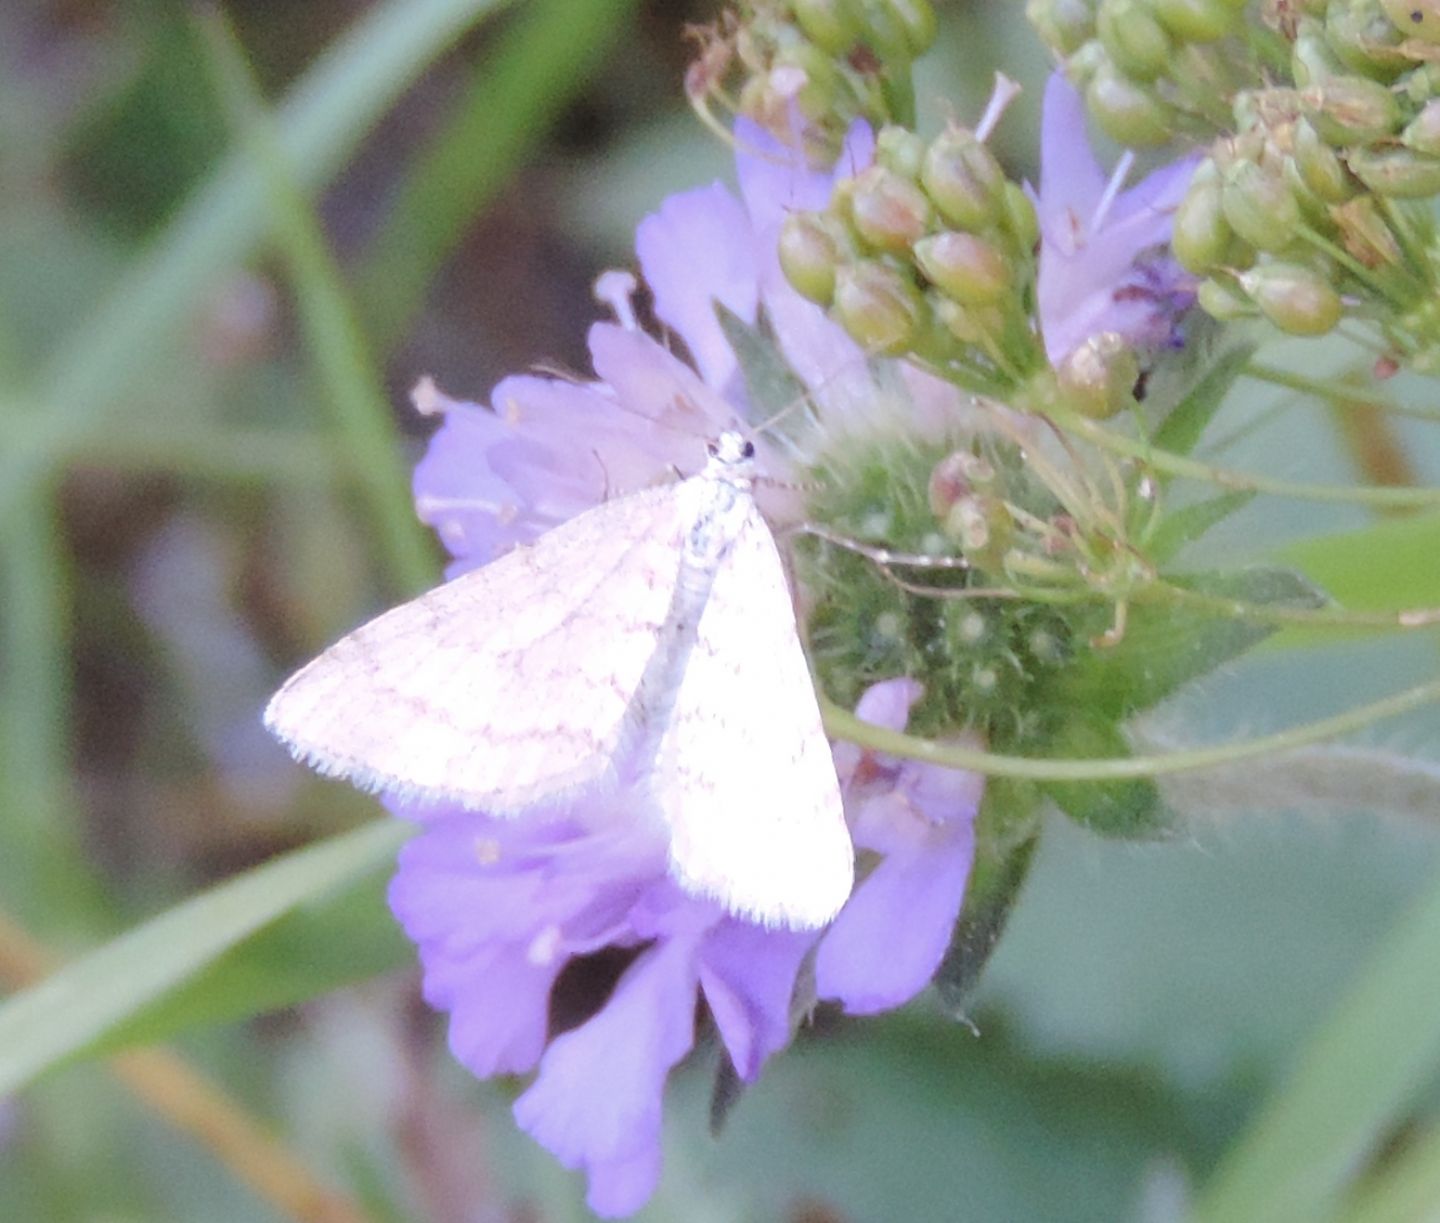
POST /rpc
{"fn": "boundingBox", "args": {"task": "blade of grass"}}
[1334,1124,1440,1223]
[0,818,410,1097]
[198,10,435,596]
[0,0,515,523]
[0,480,103,926]
[359,0,640,350]
[0,913,373,1223]
[1188,864,1440,1223]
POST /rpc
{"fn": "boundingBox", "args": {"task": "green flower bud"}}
[876,124,927,180]
[774,41,843,123]
[1097,0,1174,82]
[1173,163,1237,273]
[881,0,939,56]
[1221,161,1301,253]
[945,494,1014,568]
[793,0,865,55]
[852,0,921,61]
[834,259,926,352]
[1380,0,1440,44]
[1026,0,1097,56]
[1346,145,1440,196]
[779,212,846,304]
[1302,76,1402,145]
[928,450,998,519]
[914,231,1011,305]
[1333,194,1403,265]
[1327,0,1409,77]
[1086,62,1177,147]
[1066,38,1112,89]
[847,165,933,252]
[1293,118,1359,202]
[1292,18,1346,87]
[933,294,1005,345]
[1056,331,1140,419]
[1197,277,1257,320]
[1150,0,1238,42]
[921,128,1006,229]
[1239,262,1343,335]
[1001,181,1040,250]
[1402,99,1440,154]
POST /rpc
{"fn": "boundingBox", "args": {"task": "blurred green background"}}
[3,1,1440,1220]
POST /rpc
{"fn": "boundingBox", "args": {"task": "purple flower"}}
[388,122,984,1217]
[1035,73,1199,365]
[817,680,983,1015]
[387,678,980,1214]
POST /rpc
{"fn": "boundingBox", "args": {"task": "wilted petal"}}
[698,920,816,1080]
[513,933,703,1217]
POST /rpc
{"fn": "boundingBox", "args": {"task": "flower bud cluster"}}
[1168,5,1440,359]
[690,0,938,163]
[1026,0,1267,147]
[779,123,1047,389]
[802,436,1081,748]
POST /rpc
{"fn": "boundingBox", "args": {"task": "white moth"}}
[264,431,853,930]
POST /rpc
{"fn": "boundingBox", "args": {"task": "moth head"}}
[708,430,756,464]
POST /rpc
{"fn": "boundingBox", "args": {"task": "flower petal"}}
[635,183,758,390]
[514,934,702,1217]
[815,813,975,1014]
[698,920,815,1080]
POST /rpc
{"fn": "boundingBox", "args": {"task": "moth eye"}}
[706,440,719,457]
[740,440,755,459]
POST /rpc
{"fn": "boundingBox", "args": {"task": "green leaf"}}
[1189,863,1440,1223]
[934,778,1041,1013]
[0,819,410,1096]
[1150,335,1255,460]
[1147,489,1255,565]
[87,868,412,1055]
[714,303,814,445]
[1041,716,1168,839]
[1283,511,1440,616]
[1055,567,1327,721]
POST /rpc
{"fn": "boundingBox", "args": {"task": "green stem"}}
[358,0,638,352]
[1144,579,1440,631]
[1243,362,1440,424]
[0,0,514,525]
[0,479,89,921]
[198,11,436,597]
[820,675,1440,781]
[1050,405,1440,509]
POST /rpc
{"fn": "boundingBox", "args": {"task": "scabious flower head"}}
[1035,73,1200,365]
[388,119,984,1216]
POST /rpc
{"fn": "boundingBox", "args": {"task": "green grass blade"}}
[199,10,435,596]
[359,0,640,349]
[0,482,89,922]
[1188,866,1440,1223]
[1,0,515,522]
[0,819,410,1097]
[1335,1125,1440,1223]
